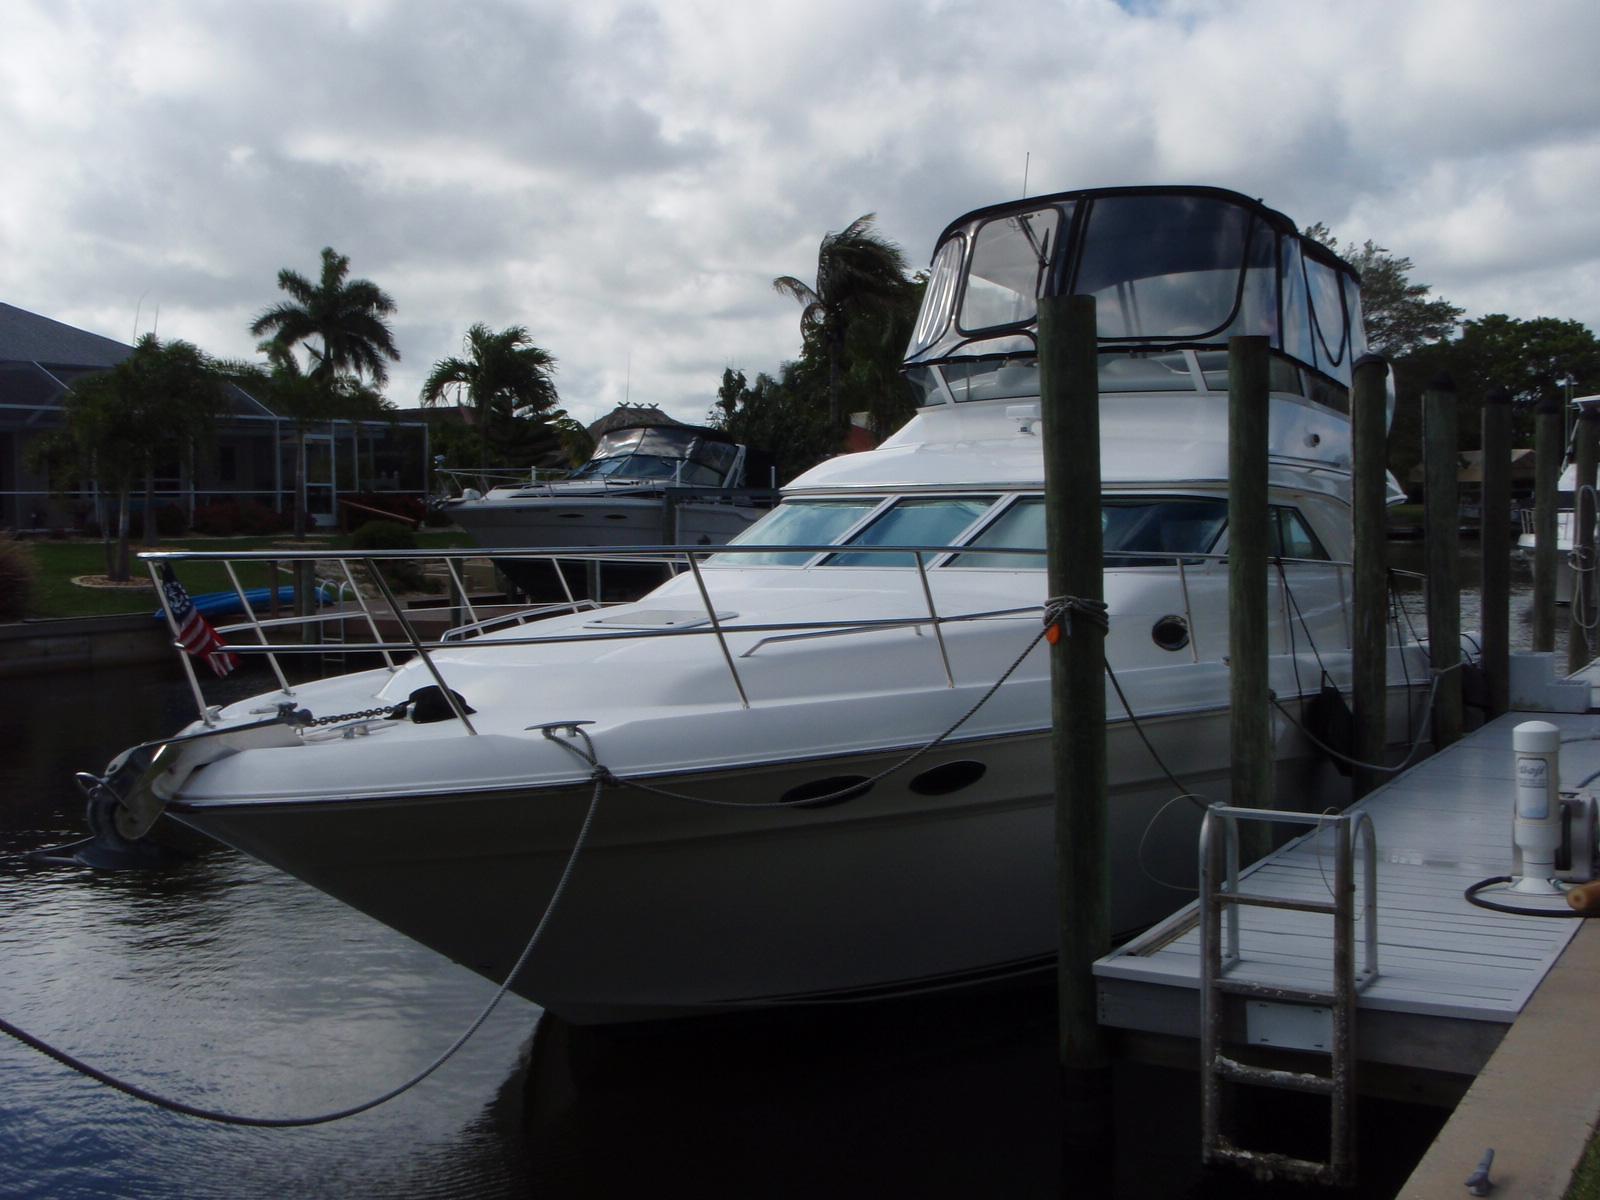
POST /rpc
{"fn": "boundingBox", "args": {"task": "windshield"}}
[569,427,739,486]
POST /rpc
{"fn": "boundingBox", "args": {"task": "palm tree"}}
[251,247,400,385]
[419,323,559,486]
[773,213,912,430]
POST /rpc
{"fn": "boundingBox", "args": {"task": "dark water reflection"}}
[0,542,1549,1196]
[0,662,536,1199]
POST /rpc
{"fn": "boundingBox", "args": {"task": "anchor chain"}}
[305,705,405,727]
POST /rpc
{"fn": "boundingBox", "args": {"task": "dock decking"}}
[1095,711,1599,1084]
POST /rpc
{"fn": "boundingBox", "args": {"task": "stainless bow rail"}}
[145,541,1367,732]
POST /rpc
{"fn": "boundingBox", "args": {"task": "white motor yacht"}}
[441,419,775,551]
[86,186,1434,1025]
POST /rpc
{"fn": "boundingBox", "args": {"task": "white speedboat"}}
[87,186,1432,1025]
[1517,394,1600,605]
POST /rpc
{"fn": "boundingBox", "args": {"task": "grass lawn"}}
[19,531,474,620]
[1569,1129,1600,1200]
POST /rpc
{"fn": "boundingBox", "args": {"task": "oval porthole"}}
[1152,614,1190,652]
[780,775,874,809]
[909,760,987,796]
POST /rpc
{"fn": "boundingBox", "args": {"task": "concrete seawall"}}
[0,614,172,676]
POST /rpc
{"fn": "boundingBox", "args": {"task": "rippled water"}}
[0,662,537,1199]
[0,546,1558,1197]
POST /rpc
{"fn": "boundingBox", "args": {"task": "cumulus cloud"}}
[1,0,1596,426]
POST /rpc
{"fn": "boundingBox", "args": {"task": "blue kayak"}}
[153,585,325,621]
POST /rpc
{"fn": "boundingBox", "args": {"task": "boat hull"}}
[171,701,1375,1026]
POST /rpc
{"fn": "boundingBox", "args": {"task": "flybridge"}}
[902,186,1371,411]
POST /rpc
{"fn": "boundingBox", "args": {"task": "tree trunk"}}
[295,424,308,540]
[143,467,158,547]
[479,399,491,491]
[113,486,132,582]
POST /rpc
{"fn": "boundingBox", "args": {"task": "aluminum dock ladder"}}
[1198,805,1378,1187]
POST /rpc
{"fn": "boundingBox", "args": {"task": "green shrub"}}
[348,520,418,551]
[0,534,39,621]
[349,520,426,591]
[155,504,189,536]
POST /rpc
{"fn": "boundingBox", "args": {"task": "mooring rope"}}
[0,781,602,1128]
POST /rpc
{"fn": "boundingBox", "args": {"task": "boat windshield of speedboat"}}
[565,425,742,487]
[80,185,1439,1027]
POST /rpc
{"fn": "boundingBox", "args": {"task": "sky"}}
[2,0,1598,428]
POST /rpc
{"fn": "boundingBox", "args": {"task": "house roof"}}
[0,302,423,428]
[0,303,132,369]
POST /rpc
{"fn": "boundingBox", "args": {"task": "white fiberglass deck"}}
[1095,711,1599,1078]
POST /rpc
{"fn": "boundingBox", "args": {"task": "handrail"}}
[141,540,1364,727]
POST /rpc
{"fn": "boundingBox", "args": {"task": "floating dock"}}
[1094,709,1599,1100]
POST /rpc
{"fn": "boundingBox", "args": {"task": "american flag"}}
[160,565,240,677]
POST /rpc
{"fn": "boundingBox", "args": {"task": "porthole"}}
[909,760,987,796]
[780,775,874,809]
[1152,615,1190,652]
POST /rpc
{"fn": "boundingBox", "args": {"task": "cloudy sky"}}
[2,0,1598,427]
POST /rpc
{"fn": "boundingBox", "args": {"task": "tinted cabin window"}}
[712,498,881,565]
[1271,508,1329,561]
[824,496,996,567]
[948,496,1227,568]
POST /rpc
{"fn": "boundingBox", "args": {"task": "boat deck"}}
[1094,711,1598,1084]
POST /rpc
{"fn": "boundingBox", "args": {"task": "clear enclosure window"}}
[711,498,883,565]
[825,496,998,566]
[958,208,1063,333]
[909,237,965,357]
[1304,256,1349,369]
[1075,195,1253,340]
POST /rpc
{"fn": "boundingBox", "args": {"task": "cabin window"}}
[712,498,883,565]
[824,496,997,567]
[957,208,1063,334]
[948,495,1228,568]
[1271,507,1329,561]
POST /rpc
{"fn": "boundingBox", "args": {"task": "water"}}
[0,550,1559,1197]
[0,663,537,1199]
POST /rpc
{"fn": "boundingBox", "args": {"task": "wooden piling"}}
[1568,405,1600,673]
[1228,335,1272,856]
[1532,393,1563,651]
[1480,387,1512,716]
[1038,293,1111,1074]
[1351,356,1390,797]
[1423,376,1461,749]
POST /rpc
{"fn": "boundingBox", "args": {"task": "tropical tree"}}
[1304,224,1464,358]
[708,363,837,484]
[32,335,227,579]
[419,323,560,486]
[1381,314,1600,482]
[250,246,401,386]
[224,347,394,539]
[773,213,914,433]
